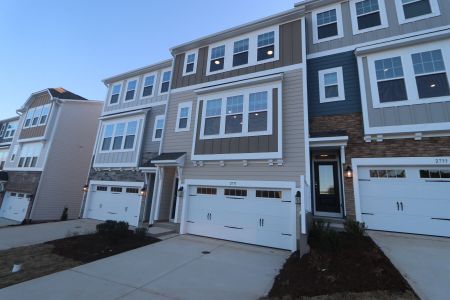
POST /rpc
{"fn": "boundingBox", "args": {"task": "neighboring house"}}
[0,116,19,202]
[149,7,307,251]
[298,0,450,237]
[0,88,102,223]
[81,60,173,227]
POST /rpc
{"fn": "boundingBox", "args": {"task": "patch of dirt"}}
[0,232,159,289]
[267,235,416,299]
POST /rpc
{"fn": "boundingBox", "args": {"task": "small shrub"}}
[308,220,341,253]
[134,227,147,239]
[344,220,366,240]
[96,220,130,243]
[60,207,68,221]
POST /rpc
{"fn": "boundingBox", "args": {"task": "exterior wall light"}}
[140,186,147,197]
[295,191,301,205]
[345,166,353,178]
[82,184,88,192]
[177,186,184,198]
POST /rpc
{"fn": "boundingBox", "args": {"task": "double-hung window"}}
[24,109,34,128]
[0,124,5,137]
[225,96,244,134]
[204,99,222,136]
[319,67,345,103]
[101,124,114,151]
[175,102,192,132]
[257,32,275,61]
[110,84,121,105]
[4,123,17,138]
[112,123,125,150]
[142,74,155,98]
[412,50,450,99]
[396,0,439,23]
[313,5,343,43]
[39,104,50,125]
[124,79,137,101]
[124,121,137,149]
[160,71,171,94]
[184,52,197,75]
[210,45,225,72]
[233,39,249,67]
[23,104,51,128]
[351,0,388,34]
[101,120,139,152]
[17,143,42,168]
[153,116,165,141]
[32,106,42,126]
[248,92,268,132]
[375,57,408,103]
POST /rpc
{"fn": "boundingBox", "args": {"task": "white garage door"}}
[184,185,294,250]
[84,183,142,227]
[0,192,31,222]
[358,166,450,237]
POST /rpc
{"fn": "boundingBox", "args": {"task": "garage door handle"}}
[400,202,403,211]
[225,225,243,230]
[396,202,399,211]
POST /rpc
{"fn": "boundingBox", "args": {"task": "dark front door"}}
[314,161,341,214]
[170,178,179,220]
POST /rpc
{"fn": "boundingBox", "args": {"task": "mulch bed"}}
[268,233,416,299]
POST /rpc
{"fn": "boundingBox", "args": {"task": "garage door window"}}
[126,188,139,194]
[256,190,283,199]
[420,169,450,179]
[96,186,107,191]
[224,189,247,197]
[111,187,123,193]
[197,187,217,195]
[370,169,406,178]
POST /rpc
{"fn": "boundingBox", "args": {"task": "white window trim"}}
[98,116,141,153]
[175,101,193,132]
[394,0,440,25]
[205,25,280,76]
[367,40,450,108]
[349,0,389,35]
[152,115,165,141]
[140,72,157,99]
[124,77,139,102]
[312,3,344,44]
[232,38,250,68]
[108,82,122,106]
[198,82,277,140]
[158,68,172,95]
[319,67,346,103]
[23,104,52,129]
[182,50,198,76]
[4,122,18,138]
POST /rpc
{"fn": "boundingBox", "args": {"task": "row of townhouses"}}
[1,0,449,252]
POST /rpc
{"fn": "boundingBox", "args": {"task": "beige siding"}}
[19,92,52,140]
[31,101,102,220]
[162,68,305,185]
[142,104,166,155]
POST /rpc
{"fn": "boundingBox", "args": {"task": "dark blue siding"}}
[307,51,362,117]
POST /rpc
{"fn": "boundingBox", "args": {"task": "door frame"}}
[169,175,179,223]
[311,152,344,218]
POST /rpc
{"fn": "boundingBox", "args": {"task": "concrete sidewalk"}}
[0,235,289,300]
[0,218,20,228]
[369,231,450,300]
[0,219,100,250]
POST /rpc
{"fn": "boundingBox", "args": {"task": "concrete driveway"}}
[369,231,450,300]
[0,217,20,228]
[0,235,289,300]
[0,219,100,250]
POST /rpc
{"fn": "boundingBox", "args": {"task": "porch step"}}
[152,222,177,230]
[147,222,178,239]
[312,216,345,231]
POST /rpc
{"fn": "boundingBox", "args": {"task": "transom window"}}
[256,190,282,199]
[176,102,192,132]
[125,79,137,101]
[101,120,139,152]
[369,169,406,178]
[110,84,121,104]
[126,187,139,194]
[142,74,155,98]
[160,70,171,94]
[351,0,387,33]
[319,67,345,103]
[257,32,275,61]
[184,52,197,75]
[233,39,249,67]
[197,187,217,195]
[153,115,165,141]
[23,104,51,128]
[224,189,247,197]
[210,45,225,72]
[411,50,450,99]
[200,85,275,139]
[420,169,450,179]
[96,186,108,191]
[111,187,123,193]
[375,57,408,103]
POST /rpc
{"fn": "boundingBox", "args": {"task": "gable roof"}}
[48,88,86,100]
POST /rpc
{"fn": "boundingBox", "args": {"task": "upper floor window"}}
[412,50,450,99]
[225,95,244,134]
[0,124,5,137]
[313,5,343,43]
[175,102,192,132]
[17,142,42,168]
[350,0,388,34]
[160,70,171,94]
[124,79,137,101]
[233,39,249,67]
[204,99,222,136]
[23,104,51,128]
[257,32,275,61]
[375,57,407,103]
[153,115,165,141]
[100,120,139,152]
[210,45,225,72]
[395,0,440,24]
[4,122,17,138]
[110,84,121,105]
[319,67,345,103]
[142,74,155,98]
[183,51,197,75]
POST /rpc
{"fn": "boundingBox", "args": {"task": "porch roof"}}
[151,152,186,166]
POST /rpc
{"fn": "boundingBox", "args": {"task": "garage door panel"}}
[0,193,30,222]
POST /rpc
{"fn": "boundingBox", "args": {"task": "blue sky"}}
[0,0,297,120]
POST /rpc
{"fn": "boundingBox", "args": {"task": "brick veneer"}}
[310,112,450,217]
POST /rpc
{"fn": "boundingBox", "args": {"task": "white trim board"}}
[394,0,441,25]
[349,0,389,36]
[312,3,344,44]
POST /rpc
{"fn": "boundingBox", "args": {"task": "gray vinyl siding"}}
[162,68,306,185]
[306,0,450,55]
[308,51,361,117]
[141,104,166,155]
[31,101,102,221]
[172,20,303,89]
[103,69,170,114]
[362,57,450,128]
